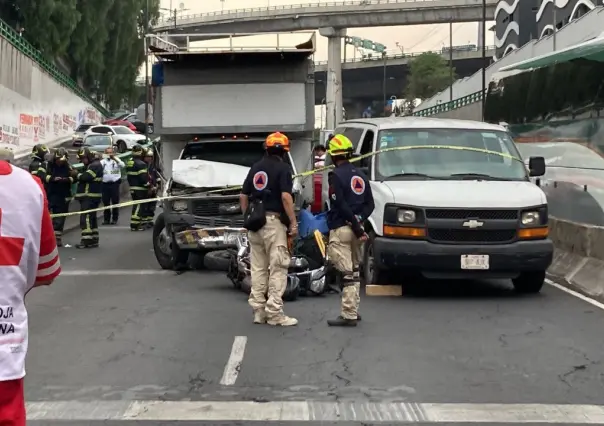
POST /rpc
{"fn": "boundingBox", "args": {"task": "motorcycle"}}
[226,232,328,301]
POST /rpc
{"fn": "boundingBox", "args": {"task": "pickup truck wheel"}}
[361,232,388,286]
[512,271,546,294]
[204,250,232,271]
[153,213,188,270]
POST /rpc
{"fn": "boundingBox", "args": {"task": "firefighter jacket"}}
[46,163,75,202]
[75,159,104,199]
[126,157,149,192]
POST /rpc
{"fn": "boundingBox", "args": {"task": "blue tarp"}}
[298,209,329,238]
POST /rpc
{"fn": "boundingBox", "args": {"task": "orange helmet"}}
[265,132,290,152]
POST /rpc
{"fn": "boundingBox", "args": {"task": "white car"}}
[84,125,147,153]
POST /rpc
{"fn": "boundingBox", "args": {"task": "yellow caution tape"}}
[50,145,522,218]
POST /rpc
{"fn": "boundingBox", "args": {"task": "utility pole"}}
[382,52,387,115]
[144,0,149,140]
[481,0,486,121]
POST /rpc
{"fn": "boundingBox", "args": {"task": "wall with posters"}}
[0,36,104,154]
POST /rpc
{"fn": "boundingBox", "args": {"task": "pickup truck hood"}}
[172,159,301,192]
[379,180,546,208]
[173,160,249,188]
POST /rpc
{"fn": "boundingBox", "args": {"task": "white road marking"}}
[219,336,247,386]
[25,401,604,422]
[546,278,604,311]
[60,270,173,276]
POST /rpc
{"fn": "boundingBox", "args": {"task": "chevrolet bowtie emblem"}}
[463,219,484,228]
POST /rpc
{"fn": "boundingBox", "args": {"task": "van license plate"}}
[461,255,489,270]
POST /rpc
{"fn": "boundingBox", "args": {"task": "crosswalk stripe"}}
[26,401,604,423]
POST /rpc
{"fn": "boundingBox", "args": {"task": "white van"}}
[321,117,553,293]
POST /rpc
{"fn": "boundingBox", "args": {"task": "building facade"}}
[495,0,598,58]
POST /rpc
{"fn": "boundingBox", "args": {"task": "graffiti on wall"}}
[0,106,102,150]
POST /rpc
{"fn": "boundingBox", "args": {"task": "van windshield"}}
[375,128,527,181]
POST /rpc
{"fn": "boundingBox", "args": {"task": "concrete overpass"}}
[315,47,494,108]
[152,0,497,42]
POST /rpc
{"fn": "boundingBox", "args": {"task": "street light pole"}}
[481,0,486,121]
[144,0,149,140]
[449,21,453,101]
[382,52,387,116]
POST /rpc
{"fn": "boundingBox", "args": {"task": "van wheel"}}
[512,271,545,294]
[361,231,388,286]
[153,213,188,270]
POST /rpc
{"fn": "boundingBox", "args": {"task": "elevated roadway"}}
[152,0,497,41]
[315,47,494,107]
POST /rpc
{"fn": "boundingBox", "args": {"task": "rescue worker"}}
[46,148,75,246]
[142,147,158,229]
[126,145,149,231]
[325,134,375,327]
[240,132,298,327]
[74,147,103,248]
[29,144,50,184]
[100,146,125,225]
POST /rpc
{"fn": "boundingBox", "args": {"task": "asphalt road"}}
[23,222,604,425]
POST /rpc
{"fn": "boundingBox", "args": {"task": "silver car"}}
[82,134,115,154]
[72,123,97,146]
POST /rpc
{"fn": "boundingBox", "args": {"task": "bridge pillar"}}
[319,27,346,129]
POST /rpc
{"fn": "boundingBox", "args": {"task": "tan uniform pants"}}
[328,226,362,320]
[248,215,291,319]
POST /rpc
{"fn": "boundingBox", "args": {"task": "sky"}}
[154,0,496,127]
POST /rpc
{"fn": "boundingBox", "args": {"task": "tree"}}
[0,0,161,109]
[405,52,456,101]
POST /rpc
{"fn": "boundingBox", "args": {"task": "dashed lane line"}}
[25,401,604,422]
[219,336,247,386]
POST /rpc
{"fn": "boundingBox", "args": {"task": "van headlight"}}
[172,200,188,212]
[397,209,416,223]
[521,211,540,226]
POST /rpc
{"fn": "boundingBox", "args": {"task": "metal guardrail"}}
[0,19,110,117]
[413,90,484,116]
[314,45,496,65]
[155,0,496,26]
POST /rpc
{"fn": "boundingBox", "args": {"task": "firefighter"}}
[126,145,149,231]
[325,134,375,327]
[46,148,75,246]
[74,147,103,248]
[240,132,298,327]
[29,144,50,184]
[142,147,158,229]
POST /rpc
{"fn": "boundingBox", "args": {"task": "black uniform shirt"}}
[242,155,293,215]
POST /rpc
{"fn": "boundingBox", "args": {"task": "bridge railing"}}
[155,0,482,26]
[314,45,496,65]
[412,90,484,116]
[0,19,110,117]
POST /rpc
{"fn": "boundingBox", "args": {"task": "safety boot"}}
[267,315,298,326]
[253,311,267,324]
[75,240,97,249]
[327,316,358,327]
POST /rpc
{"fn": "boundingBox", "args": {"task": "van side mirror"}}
[528,156,545,177]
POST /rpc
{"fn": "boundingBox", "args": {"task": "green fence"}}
[0,19,110,117]
[413,90,484,117]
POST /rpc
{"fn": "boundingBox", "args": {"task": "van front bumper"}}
[373,237,554,279]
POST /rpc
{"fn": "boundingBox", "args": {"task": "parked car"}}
[121,113,154,135]
[82,134,116,154]
[84,124,147,153]
[72,123,98,146]
[106,120,138,133]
